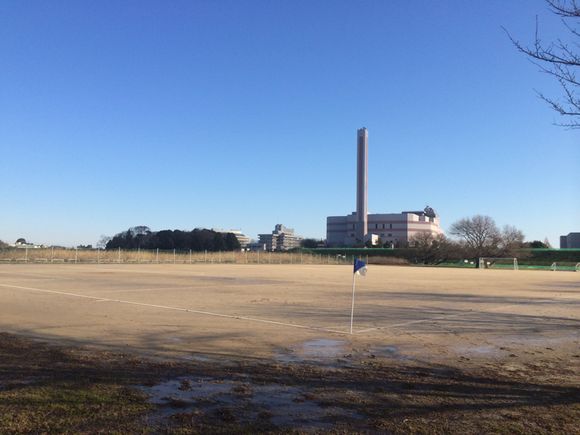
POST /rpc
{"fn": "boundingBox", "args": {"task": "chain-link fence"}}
[3,248,576,270]
[0,247,371,266]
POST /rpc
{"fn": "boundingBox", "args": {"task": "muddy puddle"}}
[140,376,360,429]
[369,345,414,361]
[302,339,346,358]
[275,340,415,366]
[275,339,349,365]
[451,333,580,359]
[449,334,579,359]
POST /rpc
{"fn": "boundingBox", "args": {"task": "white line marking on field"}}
[354,301,580,334]
[82,268,205,276]
[0,271,63,279]
[356,311,473,333]
[0,283,348,335]
[97,287,194,294]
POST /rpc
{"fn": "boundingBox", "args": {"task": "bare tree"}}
[96,235,111,250]
[505,0,580,128]
[498,225,525,256]
[129,226,151,237]
[410,231,437,249]
[449,215,502,261]
[410,232,457,264]
[450,216,526,265]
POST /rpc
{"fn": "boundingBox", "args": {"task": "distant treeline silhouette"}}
[105,226,241,251]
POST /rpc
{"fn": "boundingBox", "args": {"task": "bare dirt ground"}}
[0,264,578,433]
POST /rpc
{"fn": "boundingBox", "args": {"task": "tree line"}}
[410,215,532,266]
[103,226,241,251]
[355,214,552,266]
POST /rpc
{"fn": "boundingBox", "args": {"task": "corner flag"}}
[354,258,367,276]
[350,258,367,334]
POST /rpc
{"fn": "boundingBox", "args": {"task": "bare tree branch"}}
[546,0,580,17]
[504,1,579,129]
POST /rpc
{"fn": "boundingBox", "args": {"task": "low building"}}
[258,224,302,251]
[560,232,580,249]
[12,239,43,249]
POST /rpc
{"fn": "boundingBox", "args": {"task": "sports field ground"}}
[1,264,578,363]
[0,264,578,432]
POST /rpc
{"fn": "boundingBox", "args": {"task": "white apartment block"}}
[258,224,302,251]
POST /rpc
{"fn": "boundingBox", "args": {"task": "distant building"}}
[328,208,442,247]
[213,229,251,247]
[326,128,442,247]
[258,224,303,251]
[560,232,580,249]
[12,239,42,249]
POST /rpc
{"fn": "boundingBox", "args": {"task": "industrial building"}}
[258,224,303,251]
[560,232,580,249]
[326,128,442,247]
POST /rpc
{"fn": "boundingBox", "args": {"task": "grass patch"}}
[0,333,160,433]
[0,382,149,433]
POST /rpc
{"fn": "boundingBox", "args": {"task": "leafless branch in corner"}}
[504,1,579,129]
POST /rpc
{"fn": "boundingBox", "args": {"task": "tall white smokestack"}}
[356,128,368,243]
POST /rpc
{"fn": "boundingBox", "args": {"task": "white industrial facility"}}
[326,128,442,247]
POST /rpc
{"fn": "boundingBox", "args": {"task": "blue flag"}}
[353,258,367,276]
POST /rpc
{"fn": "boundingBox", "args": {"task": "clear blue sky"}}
[1,0,578,247]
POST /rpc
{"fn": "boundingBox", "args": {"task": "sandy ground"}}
[0,264,578,378]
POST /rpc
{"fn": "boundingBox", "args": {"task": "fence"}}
[1,248,575,270]
[0,248,387,266]
[308,247,580,265]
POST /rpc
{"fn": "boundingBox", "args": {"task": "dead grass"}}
[0,248,349,266]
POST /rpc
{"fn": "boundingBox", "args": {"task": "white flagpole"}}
[350,271,356,334]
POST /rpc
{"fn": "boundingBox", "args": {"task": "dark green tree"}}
[212,233,226,251]
[224,233,241,251]
[300,238,320,248]
[525,240,550,248]
[105,227,242,252]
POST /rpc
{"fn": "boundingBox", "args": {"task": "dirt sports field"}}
[0,263,579,433]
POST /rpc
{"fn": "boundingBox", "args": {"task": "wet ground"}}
[1,264,579,432]
[0,332,579,433]
[141,375,362,430]
[274,339,414,367]
[140,338,417,429]
[134,336,579,432]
